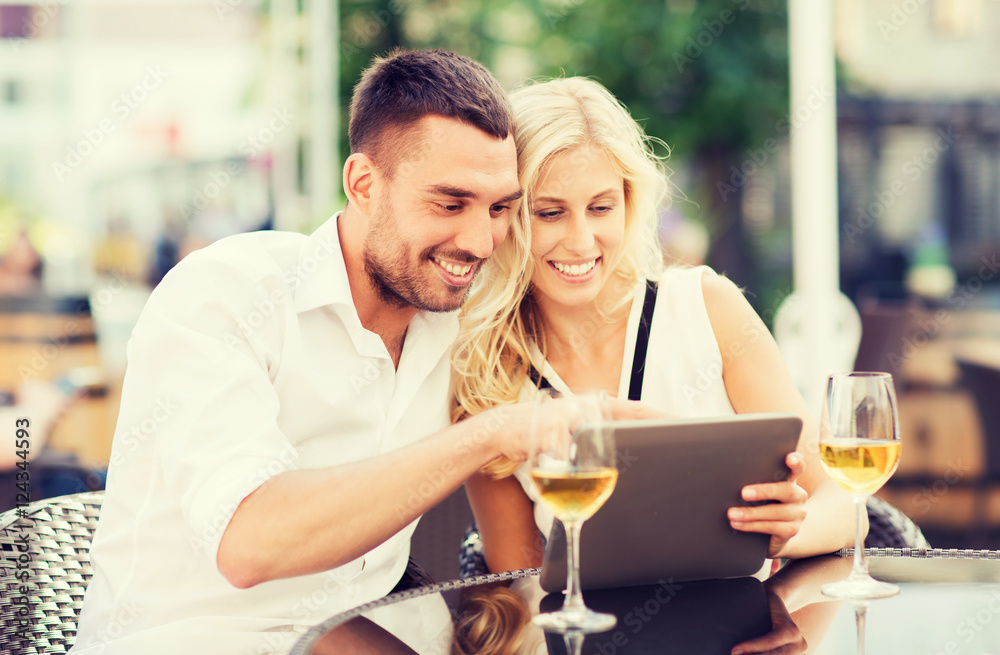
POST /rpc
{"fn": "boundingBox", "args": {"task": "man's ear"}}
[343,153,379,215]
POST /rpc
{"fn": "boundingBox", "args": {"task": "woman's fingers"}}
[741,479,809,505]
[729,475,808,552]
[784,451,806,482]
[729,500,807,524]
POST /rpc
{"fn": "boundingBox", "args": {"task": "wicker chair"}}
[0,491,104,654]
[0,489,442,654]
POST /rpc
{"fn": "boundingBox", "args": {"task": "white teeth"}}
[552,260,596,276]
[434,258,472,277]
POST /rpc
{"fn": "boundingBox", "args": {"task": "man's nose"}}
[453,209,495,260]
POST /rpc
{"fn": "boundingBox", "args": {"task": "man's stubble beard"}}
[362,199,479,313]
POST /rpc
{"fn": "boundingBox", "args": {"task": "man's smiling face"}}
[362,115,521,312]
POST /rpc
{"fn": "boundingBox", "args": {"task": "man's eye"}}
[489,204,509,217]
[438,203,461,212]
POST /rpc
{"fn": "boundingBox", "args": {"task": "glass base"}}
[821,574,899,600]
[532,607,617,634]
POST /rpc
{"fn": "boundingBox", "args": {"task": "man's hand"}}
[728,452,808,558]
[602,397,672,421]
[485,397,669,464]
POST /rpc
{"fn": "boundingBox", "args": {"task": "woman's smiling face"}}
[528,145,626,311]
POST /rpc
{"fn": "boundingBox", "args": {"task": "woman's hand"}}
[728,452,808,558]
[731,589,807,655]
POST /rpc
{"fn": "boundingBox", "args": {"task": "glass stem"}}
[563,630,585,655]
[854,602,868,655]
[852,494,868,578]
[563,519,586,614]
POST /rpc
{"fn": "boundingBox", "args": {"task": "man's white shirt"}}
[70,214,457,654]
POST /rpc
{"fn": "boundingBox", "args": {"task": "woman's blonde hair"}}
[452,586,531,655]
[452,77,669,476]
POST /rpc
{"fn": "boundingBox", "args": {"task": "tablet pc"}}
[539,576,771,654]
[539,412,802,592]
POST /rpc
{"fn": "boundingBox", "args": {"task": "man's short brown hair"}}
[349,49,514,177]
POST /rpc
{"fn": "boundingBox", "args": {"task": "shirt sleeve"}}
[119,250,298,560]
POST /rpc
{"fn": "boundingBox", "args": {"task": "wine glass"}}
[818,372,902,600]
[530,389,618,633]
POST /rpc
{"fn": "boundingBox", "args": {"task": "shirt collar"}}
[292,211,459,345]
[293,212,353,315]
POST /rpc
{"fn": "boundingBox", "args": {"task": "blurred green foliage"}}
[339,0,789,163]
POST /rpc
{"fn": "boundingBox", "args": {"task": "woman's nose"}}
[563,214,595,254]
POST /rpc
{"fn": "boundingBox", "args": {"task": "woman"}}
[452,77,857,576]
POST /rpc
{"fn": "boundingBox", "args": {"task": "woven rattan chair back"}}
[0,491,104,654]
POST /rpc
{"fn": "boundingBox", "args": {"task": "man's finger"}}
[602,398,670,421]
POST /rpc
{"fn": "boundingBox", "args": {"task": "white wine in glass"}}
[530,468,618,522]
[530,389,618,633]
[820,440,901,496]
[818,372,902,600]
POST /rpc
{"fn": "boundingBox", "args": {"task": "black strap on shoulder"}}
[627,280,658,402]
[527,363,554,392]
[528,279,657,400]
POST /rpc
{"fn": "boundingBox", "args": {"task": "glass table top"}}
[292,552,1000,655]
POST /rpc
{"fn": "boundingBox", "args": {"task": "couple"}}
[71,49,855,653]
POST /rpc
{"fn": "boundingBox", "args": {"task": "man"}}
[70,49,531,654]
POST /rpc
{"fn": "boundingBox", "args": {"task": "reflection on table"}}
[292,552,1000,655]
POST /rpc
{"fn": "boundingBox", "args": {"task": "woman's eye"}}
[534,209,562,220]
[590,205,614,215]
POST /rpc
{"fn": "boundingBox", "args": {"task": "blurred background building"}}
[1,0,999,547]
